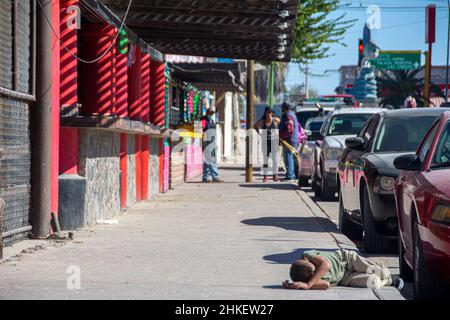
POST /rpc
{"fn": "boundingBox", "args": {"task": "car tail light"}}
[431,205,450,225]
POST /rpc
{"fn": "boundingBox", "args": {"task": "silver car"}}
[298,117,325,187]
[311,107,383,200]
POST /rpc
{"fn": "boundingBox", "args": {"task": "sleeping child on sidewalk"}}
[282,249,404,290]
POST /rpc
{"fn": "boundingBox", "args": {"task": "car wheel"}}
[398,235,413,282]
[320,167,336,201]
[413,221,444,299]
[312,170,321,198]
[362,187,385,253]
[338,190,363,240]
[298,176,309,188]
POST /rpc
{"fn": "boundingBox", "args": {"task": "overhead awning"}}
[171,62,245,92]
[98,0,298,62]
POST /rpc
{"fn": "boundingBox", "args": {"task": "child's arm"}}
[305,255,331,289]
[309,279,331,290]
[282,279,330,290]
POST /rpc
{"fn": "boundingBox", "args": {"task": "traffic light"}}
[358,39,364,66]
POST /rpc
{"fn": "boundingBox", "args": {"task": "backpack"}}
[298,124,307,144]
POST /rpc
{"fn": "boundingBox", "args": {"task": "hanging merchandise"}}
[117,29,129,54]
[202,92,210,115]
[187,91,194,120]
[182,90,188,123]
[164,63,170,130]
[193,92,200,118]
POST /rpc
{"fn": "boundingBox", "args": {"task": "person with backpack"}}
[253,106,280,182]
[279,102,300,181]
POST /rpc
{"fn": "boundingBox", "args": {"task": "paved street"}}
[0,167,405,300]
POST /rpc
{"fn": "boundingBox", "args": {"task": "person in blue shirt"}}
[278,102,299,181]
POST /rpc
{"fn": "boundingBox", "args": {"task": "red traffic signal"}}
[358,39,364,66]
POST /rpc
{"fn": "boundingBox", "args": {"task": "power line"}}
[344,14,447,35]
[36,0,134,64]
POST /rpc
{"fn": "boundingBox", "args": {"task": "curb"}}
[294,188,356,250]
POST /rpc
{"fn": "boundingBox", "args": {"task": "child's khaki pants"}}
[340,250,393,289]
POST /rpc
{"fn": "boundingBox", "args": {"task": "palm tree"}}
[376,69,424,108]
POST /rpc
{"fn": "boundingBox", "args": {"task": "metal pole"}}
[445,0,450,103]
[245,60,254,182]
[424,51,431,108]
[305,63,309,99]
[268,62,275,107]
[425,44,433,108]
[30,0,53,238]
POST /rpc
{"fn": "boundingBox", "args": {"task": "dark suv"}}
[338,108,450,253]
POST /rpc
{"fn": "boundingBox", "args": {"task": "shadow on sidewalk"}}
[238,183,296,191]
[241,216,338,233]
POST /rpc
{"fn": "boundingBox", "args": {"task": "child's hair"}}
[290,260,315,282]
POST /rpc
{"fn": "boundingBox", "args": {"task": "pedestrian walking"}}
[279,102,299,181]
[201,107,224,183]
[253,106,280,182]
[283,249,404,290]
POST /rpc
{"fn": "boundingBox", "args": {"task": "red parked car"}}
[394,111,450,299]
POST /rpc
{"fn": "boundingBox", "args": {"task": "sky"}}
[285,0,450,95]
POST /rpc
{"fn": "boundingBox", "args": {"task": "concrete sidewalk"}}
[0,167,404,299]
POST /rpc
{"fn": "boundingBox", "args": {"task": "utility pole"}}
[31,0,52,238]
[446,0,450,103]
[245,60,254,182]
[304,63,309,99]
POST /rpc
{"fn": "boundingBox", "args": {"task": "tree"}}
[291,0,356,63]
[376,69,429,108]
[377,69,444,108]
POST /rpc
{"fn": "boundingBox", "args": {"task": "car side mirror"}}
[345,137,365,151]
[306,130,312,136]
[393,154,421,171]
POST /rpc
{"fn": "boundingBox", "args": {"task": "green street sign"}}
[370,51,421,70]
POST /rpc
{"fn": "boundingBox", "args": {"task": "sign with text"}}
[370,51,421,70]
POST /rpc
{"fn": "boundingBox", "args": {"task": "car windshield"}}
[374,116,436,153]
[431,121,450,168]
[327,114,373,136]
[307,121,323,132]
[296,111,329,128]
